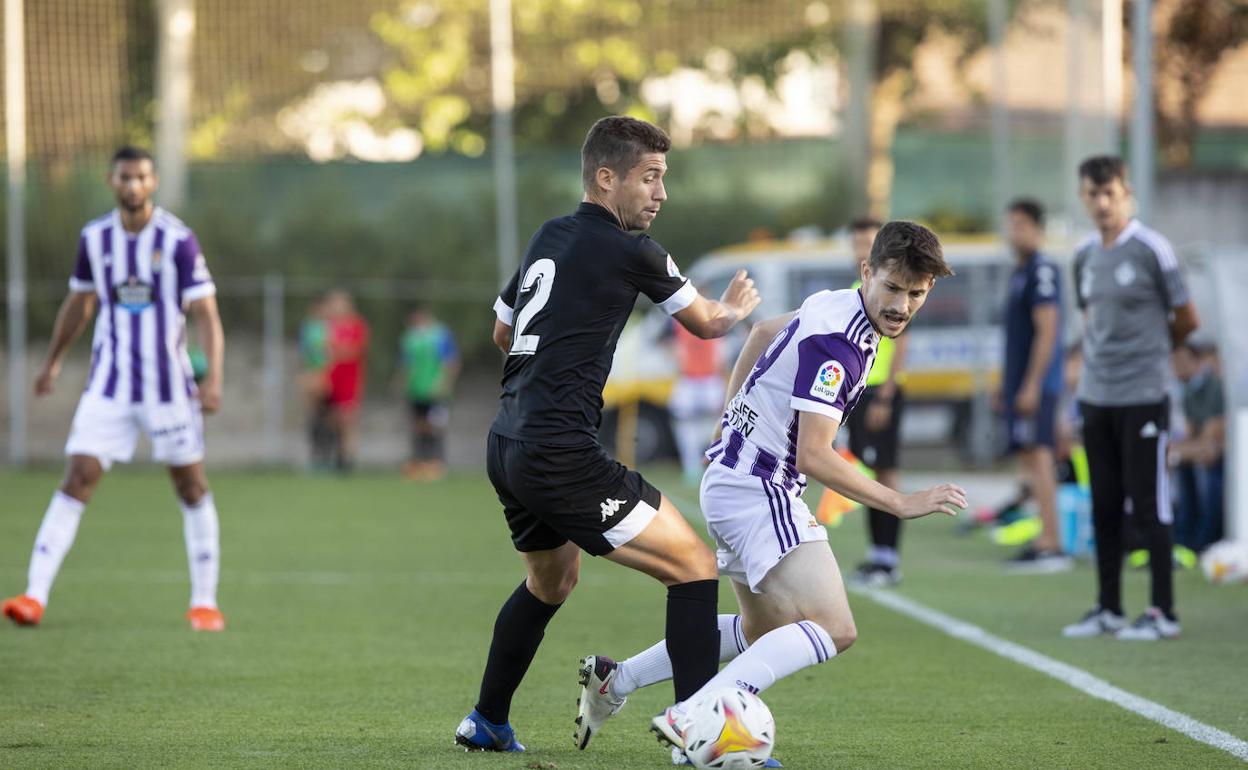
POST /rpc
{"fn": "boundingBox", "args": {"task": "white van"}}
[602,234,1061,462]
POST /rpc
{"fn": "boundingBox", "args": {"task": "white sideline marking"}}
[854,587,1248,763]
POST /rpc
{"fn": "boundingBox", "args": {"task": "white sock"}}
[614,614,747,697]
[869,545,899,568]
[687,620,836,702]
[181,493,220,609]
[24,491,87,606]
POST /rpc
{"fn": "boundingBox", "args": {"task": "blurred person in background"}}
[324,290,369,474]
[843,217,911,588]
[3,146,226,632]
[1169,340,1225,556]
[399,305,459,481]
[299,295,335,470]
[668,320,725,485]
[1062,155,1199,642]
[993,199,1071,573]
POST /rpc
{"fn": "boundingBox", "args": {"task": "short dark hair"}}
[868,221,953,279]
[112,145,154,166]
[1007,198,1045,228]
[1078,155,1126,185]
[581,116,671,192]
[849,216,883,232]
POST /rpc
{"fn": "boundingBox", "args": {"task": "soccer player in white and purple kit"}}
[2,147,227,632]
[576,221,968,759]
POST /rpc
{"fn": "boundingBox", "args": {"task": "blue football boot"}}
[454,709,526,752]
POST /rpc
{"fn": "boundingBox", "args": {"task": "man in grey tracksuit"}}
[1062,155,1200,642]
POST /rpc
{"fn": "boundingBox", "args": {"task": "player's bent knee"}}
[832,625,857,653]
[62,460,103,501]
[528,571,577,604]
[668,540,718,584]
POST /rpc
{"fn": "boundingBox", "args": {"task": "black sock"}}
[474,581,561,725]
[665,579,719,702]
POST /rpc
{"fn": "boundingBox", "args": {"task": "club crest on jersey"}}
[811,360,845,401]
[114,275,153,313]
[150,248,162,272]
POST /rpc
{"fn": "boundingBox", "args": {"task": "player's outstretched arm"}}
[34,291,97,397]
[795,410,966,520]
[189,295,225,414]
[673,269,761,339]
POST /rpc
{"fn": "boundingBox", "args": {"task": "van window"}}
[788,267,858,309]
[906,263,1011,329]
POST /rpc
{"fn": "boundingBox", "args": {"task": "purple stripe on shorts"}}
[750,447,779,481]
[101,227,119,399]
[152,228,172,402]
[127,237,142,403]
[797,621,829,662]
[721,430,744,470]
[761,479,790,551]
[773,481,800,549]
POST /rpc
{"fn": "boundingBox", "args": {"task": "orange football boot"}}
[186,606,225,632]
[2,595,44,626]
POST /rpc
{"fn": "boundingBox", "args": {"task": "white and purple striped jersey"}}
[705,289,879,490]
[69,207,215,405]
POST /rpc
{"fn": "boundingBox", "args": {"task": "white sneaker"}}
[1061,607,1127,638]
[575,655,627,750]
[650,704,688,751]
[1116,608,1181,641]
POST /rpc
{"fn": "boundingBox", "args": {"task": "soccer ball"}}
[682,687,775,769]
[1200,540,1248,585]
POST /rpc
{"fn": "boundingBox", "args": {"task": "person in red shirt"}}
[668,320,725,485]
[324,290,369,472]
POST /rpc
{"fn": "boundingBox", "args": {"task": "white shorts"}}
[65,393,205,470]
[669,375,725,420]
[699,462,828,592]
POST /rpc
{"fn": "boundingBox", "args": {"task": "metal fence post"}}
[262,273,285,464]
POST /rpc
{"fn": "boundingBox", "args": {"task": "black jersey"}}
[490,202,697,446]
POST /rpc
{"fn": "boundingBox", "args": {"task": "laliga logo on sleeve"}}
[665,254,684,279]
[810,360,845,401]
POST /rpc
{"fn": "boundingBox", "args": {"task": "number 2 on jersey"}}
[510,258,556,355]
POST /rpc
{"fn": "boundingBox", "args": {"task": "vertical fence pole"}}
[262,273,285,464]
[5,0,28,468]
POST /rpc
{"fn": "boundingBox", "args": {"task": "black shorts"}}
[486,431,662,556]
[1003,390,1059,452]
[846,386,904,471]
[409,399,448,424]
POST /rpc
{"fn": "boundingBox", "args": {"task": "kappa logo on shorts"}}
[600,498,627,522]
[810,360,845,402]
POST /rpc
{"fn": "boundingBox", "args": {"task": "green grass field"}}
[2,468,1246,769]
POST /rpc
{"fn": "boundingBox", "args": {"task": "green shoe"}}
[1173,545,1198,570]
[1127,549,1149,569]
[992,516,1042,547]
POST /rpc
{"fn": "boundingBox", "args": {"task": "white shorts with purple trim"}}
[699,460,827,593]
[65,393,205,470]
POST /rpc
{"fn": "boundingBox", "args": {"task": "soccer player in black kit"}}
[454,116,761,753]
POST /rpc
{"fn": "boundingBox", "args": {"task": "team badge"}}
[810,360,845,402]
[115,275,154,312]
[1114,261,1136,287]
[151,248,162,272]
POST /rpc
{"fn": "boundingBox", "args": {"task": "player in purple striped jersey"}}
[575,222,967,759]
[2,147,227,632]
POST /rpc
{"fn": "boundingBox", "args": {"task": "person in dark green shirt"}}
[400,306,459,479]
[300,296,335,470]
